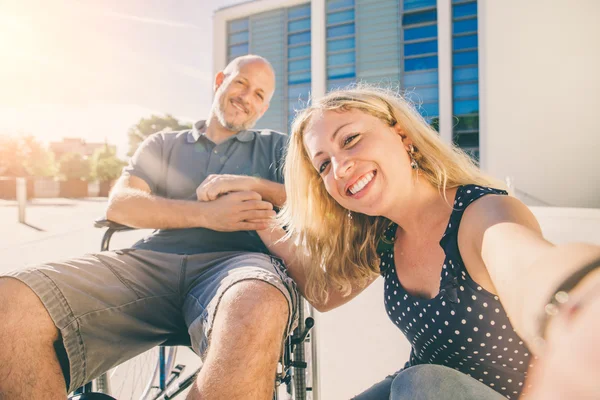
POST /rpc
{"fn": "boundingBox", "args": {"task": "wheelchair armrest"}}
[94,217,135,231]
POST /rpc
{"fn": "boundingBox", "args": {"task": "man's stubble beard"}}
[212,94,257,132]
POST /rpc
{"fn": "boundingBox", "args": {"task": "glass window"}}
[289,71,312,84]
[327,23,355,38]
[328,37,355,52]
[289,31,311,45]
[453,83,478,99]
[405,55,438,71]
[403,70,439,86]
[288,18,311,33]
[404,0,436,11]
[453,67,478,82]
[289,58,311,72]
[288,85,311,99]
[453,50,478,66]
[453,18,477,34]
[419,102,439,117]
[403,9,437,25]
[327,9,354,25]
[327,51,355,66]
[453,34,477,51]
[327,78,355,91]
[453,99,479,114]
[404,25,438,41]
[327,65,356,79]
[454,132,479,148]
[327,0,354,12]
[453,2,477,18]
[405,87,439,103]
[404,40,438,57]
[229,43,249,58]
[229,31,248,45]
[289,4,311,19]
[454,114,479,131]
[289,45,311,59]
[228,19,249,33]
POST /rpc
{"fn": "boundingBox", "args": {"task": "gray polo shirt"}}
[123,120,288,255]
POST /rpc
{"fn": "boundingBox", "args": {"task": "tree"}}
[91,146,126,182]
[59,152,91,181]
[127,114,192,156]
[0,134,57,177]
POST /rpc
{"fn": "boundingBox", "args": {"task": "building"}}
[49,138,116,161]
[213,0,600,208]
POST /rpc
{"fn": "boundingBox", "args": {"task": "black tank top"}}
[379,185,534,399]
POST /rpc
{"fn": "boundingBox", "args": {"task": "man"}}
[0,55,296,400]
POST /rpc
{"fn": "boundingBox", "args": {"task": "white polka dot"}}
[461,319,467,324]
[467,307,472,312]
[478,314,483,320]
[483,302,488,307]
[473,327,479,332]
[455,330,460,335]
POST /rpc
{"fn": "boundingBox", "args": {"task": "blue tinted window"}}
[289,71,312,84]
[229,19,249,33]
[289,45,311,59]
[327,0,354,12]
[419,102,439,117]
[405,55,438,71]
[404,0,436,11]
[288,18,311,32]
[453,83,478,99]
[453,67,478,82]
[453,2,477,18]
[403,9,437,25]
[327,66,356,79]
[328,37,355,52]
[289,31,311,45]
[404,25,437,41]
[454,99,479,114]
[453,50,478,66]
[327,51,355,66]
[405,87,439,103]
[289,5,311,19]
[403,70,439,86]
[229,43,248,58]
[327,78,355,91]
[229,31,248,45]
[453,18,477,34]
[289,58,311,72]
[327,23,355,38]
[453,34,477,51]
[404,40,438,56]
[289,85,311,99]
[327,9,354,24]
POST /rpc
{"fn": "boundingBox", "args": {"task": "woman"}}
[258,85,600,399]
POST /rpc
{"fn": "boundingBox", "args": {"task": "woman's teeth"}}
[349,171,375,195]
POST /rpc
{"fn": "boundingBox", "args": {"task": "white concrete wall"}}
[479,0,600,208]
[313,206,600,400]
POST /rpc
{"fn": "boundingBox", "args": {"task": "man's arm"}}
[106,175,275,231]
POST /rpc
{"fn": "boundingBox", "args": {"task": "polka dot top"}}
[379,185,534,399]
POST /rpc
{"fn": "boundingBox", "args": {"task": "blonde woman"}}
[258,86,600,399]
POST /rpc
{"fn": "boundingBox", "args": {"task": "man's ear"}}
[214,71,226,92]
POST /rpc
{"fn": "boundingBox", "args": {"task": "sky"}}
[0,0,245,157]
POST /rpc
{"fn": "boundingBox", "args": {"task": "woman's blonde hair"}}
[278,84,503,304]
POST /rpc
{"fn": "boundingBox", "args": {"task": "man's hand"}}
[201,191,275,232]
[196,174,257,202]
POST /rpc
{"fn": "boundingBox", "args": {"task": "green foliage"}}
[128,114,192,156]
[59,152,91,181]
[0,134,57,177]
[91,146,126,182]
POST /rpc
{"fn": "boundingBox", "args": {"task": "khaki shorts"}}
[5,249,298,392]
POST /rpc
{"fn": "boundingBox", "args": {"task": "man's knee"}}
[219,280,289,330]
[0,277,59,341]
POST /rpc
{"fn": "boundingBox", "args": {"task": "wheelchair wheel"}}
[95,346,178,400]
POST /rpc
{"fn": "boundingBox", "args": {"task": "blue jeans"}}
[353,364,506,400]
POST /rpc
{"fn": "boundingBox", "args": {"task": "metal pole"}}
[16,177,26,223]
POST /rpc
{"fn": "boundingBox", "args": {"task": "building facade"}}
[214,0,600,208]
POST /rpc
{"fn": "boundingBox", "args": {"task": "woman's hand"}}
[525,279,600,399]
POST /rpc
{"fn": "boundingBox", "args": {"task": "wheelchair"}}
[69,218,316,400]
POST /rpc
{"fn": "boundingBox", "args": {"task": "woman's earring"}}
[408,144,418,170]
[347,210,353,220]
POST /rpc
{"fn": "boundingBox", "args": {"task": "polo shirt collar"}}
[187,120,256,143]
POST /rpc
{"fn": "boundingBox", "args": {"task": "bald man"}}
[0,55,296,400]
